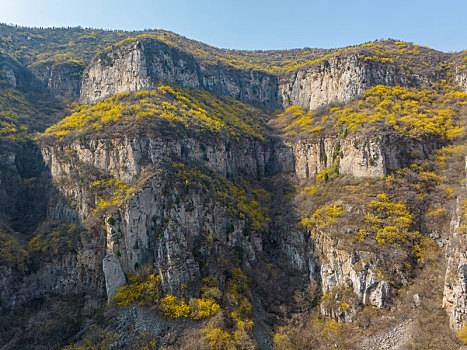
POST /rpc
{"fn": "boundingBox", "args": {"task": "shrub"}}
[112,273,160,307]
[189,298,220,320]
[159,295,190,318]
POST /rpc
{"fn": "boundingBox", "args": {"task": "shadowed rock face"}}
[30,60,84,99]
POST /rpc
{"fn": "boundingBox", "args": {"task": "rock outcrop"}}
[443,158,467,332]
[80,38,279,108]
[79,39,445,112]
[289,133,438,179]
[30,60,84,98]
[38,124,441,307]
[103,256,126,300]
[454,68,467,92]
[279,55,404,110]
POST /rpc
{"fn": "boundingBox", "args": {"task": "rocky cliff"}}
[278,53,444,110]
[289,133,438,179]
[443,157,467,332]
[79,38,453,113]
[0,27,465,349]
[37,122,435,314]
[30,60,84,99]
[80,38,280,108]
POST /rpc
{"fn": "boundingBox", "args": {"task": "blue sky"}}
[1,0,466,52]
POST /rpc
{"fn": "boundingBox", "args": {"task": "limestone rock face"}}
[279,54,435,110]
[443,194,467,331]
[40,134,290,221]
[39,134,283,294]
[289,133,437,180]
[102,173,262,293]
[282,228,390,315]
[103,256,126,301]
[30,60,84,98]
[443,253,467,332]
[454,68,467,92]
[80,38,279,108]
[79,39,437,111]
[39,129,436,304]
[40,136,282,183]
[318,241,390,308]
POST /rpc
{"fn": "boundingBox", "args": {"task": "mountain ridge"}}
[0,23,466,350]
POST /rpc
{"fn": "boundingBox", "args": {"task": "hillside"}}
[0,23,466,350]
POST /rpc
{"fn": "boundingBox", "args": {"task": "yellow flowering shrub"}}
[357,193,418,246]
[189,298,221,320]
[43,85,266,141]
[300,202,344,230]
[159,295,190,318]
[112,273,161,307]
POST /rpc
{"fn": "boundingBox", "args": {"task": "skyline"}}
[0,0,466,53]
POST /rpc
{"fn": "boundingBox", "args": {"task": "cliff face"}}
[39,138,273,303]
[443,158,467,332]
[30,60,84,98]
[278,55,434,110]
[79,39,448,112]
[38,128,428,305]
[289,133,438,180]
[455,69,467,92]
[80,39,280,108]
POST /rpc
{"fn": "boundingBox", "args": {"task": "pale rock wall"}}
[454,69,467,92]
[79,39,439,111]
[80,39,279,108]
[317,236,390,308]
[103,256,126,301]
[443,157,467,331]
[281,228,390,314]
[290,133,438,180]
[39,131,435,302]
[279,55,405,110]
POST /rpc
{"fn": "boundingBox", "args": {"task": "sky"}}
[0,0,466,52]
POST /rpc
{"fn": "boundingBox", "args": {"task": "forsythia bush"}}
[276,84,466,141]
[112,272,221,320]
[301,202,344,230]
[358,193,418,246]
[189,298,221,320]
[458,324,467,344]
[202,327,233,349]
[159,295,190,318]
[44,85,265,141]
[112,273,161,307]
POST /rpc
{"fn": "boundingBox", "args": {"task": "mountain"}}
[0,23,466,349]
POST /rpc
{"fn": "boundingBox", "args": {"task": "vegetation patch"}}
[42,85,266,141]
[273,84,466,141]
[0,223,27,271]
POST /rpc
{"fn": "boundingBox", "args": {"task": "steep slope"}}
[80,37,454,111]
[31,81,466,348]
[0,26,466,349]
